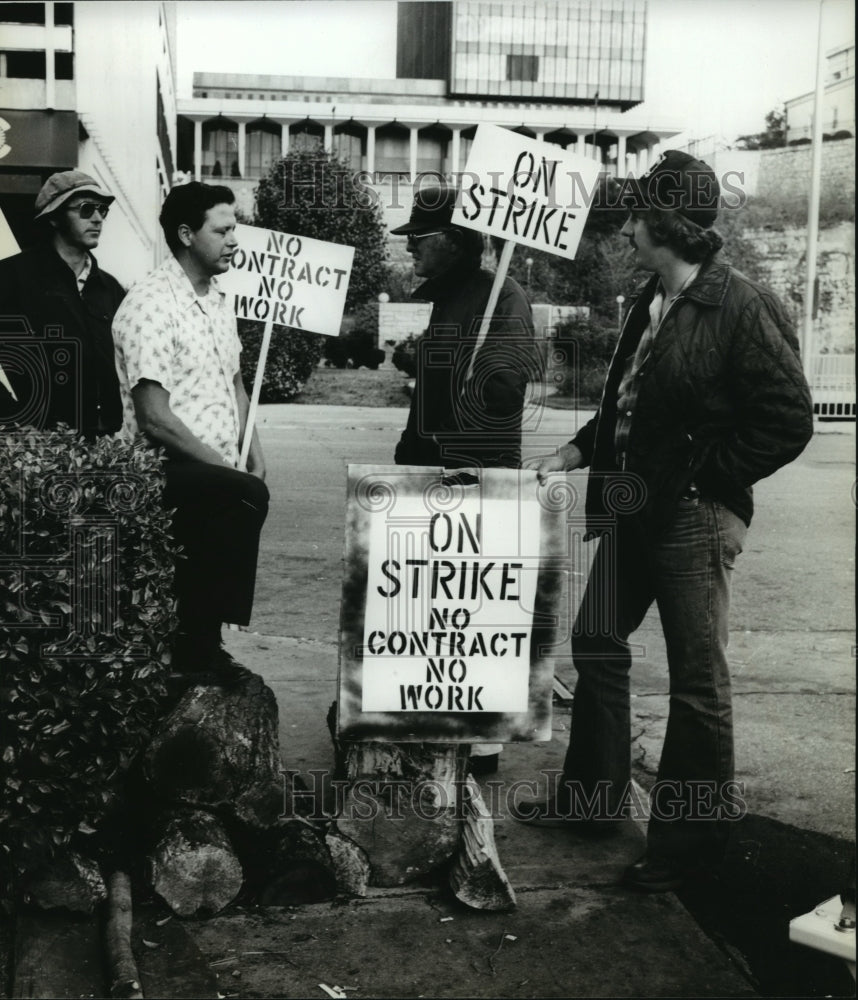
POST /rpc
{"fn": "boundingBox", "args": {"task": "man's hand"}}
[523,443,584,484]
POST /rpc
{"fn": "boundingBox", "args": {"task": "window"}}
[5,51,46,78]
[246,121,280,177]
[54,51,73,80]
[507,54,538,82]
[202,120,239,178]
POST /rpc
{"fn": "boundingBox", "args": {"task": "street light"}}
[616,294,625,335]
[525,257,534,291]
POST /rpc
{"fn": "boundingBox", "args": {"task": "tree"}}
[735,105,786,151]
[253,147,389,311]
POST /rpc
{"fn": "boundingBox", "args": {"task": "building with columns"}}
[176,0,682,227]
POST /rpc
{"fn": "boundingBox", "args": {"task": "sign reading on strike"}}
[219,224,354,337]
[338,466,569,743]
[450,123,602,260]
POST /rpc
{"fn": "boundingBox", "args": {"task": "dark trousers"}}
[163,460,269,631]
[563,498,747,866]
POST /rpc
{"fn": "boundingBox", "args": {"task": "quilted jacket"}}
[571,254,814,535]
[394,262,535,470]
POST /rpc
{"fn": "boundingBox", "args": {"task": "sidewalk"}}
[205,631,756,999]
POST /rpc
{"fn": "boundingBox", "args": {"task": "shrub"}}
[239,321,324,402]
[0,428,178,894]
[551,315,619,404]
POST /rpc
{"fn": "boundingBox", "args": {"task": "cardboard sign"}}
[451,123,602,260]
[338,465,570,743]
[219,224,354,337]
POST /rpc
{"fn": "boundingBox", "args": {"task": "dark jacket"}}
[572,255,814,535]
[0,244,125,437]
[394,262,535,469]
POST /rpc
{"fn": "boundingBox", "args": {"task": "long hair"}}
[633,208,723,263]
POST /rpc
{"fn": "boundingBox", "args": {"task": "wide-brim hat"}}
[34,170,115,220]
[619,150,719,228]
[390,184,458,235]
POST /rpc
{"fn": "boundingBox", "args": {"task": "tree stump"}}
[142,673,284,828]
[334,741,467,887]
[449,775,516,911]
[240,819,337,905]
[147,809,242,917]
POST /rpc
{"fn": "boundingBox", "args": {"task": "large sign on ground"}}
[338,465,568,743]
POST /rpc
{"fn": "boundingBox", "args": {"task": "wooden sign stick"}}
[239,316,274,472]
[465,240,515,382]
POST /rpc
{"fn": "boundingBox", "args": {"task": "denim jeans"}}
[562,497,748,867]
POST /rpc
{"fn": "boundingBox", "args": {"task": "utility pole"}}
[803,0,826,376]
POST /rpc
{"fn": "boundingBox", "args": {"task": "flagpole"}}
[802,0,826,376]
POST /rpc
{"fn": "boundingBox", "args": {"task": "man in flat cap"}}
[0,170,123,437]
[391,183,536,774]
[520,151,814,891]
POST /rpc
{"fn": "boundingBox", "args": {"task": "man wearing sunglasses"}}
[0,170,123,437]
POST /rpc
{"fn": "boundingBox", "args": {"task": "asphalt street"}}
[251,401,855,843]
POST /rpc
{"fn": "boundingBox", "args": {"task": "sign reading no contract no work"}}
[220,224,354,337]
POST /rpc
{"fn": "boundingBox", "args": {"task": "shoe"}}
[468,753,499,776]
[622,855,684,893]
[513,796,620,837]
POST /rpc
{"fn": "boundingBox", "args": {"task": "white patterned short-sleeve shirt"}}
[113,255,242,466]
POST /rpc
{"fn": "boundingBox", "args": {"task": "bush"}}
[0,428,177,893]
[551,315,619,404]
[239,321,324,402]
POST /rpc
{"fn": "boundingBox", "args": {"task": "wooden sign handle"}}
[466,240,515,382]
[238,316,273,472]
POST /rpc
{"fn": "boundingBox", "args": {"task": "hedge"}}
[0,428,178,894]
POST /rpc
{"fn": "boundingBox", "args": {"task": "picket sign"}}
[0,206,21,401]
[216,223,354,470]
[451,123,602,377]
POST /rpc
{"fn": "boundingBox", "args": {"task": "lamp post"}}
[616,294,625,335]
[525,257,534,291]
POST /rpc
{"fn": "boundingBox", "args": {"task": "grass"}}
[291,366,412,407]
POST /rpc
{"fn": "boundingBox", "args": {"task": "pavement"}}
[174,401,856,999]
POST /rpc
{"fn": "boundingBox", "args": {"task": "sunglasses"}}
[66,201,110,220]
[406,231,445,242]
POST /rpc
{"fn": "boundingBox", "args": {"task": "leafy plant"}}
[0,428,178,895]
[253,148,389,311]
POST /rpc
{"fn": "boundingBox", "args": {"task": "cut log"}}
[449,775,516,912]
[147,809,242,917]
[325,829,371,897]
[240,819,337,905]
[24,850,106,914]
[104,872,143,999]
[142,672,284,828]
[334,741,468,887]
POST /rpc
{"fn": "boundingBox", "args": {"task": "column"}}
[237,121,246,179]
[280,122,290,157]
[616,134,627,178]
[409,126,418,184]
[366,124,376,174]
[324,123,334,153]
[635,146,646,176]
[576,134,587,157]
[194,119,203,182]
[44,1,56,108]
[450,127,461,177]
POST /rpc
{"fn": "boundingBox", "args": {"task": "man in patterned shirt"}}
[113,182,268,678]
